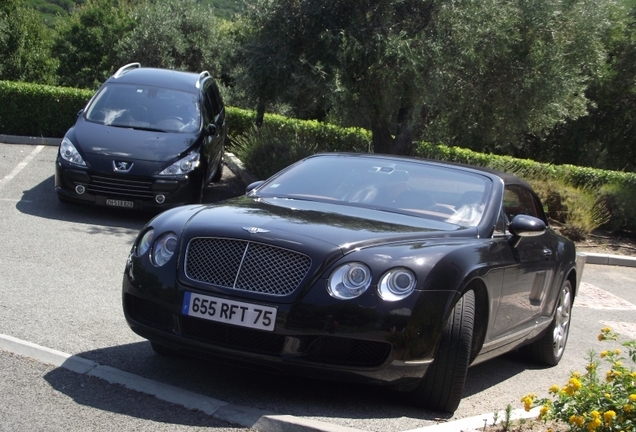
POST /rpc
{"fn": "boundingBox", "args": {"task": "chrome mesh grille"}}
[185,238,312,296]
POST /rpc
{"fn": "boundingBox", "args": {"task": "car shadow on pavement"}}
[42,341,539,428]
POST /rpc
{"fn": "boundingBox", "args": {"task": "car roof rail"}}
[196,71,210,88]
[113,63,141,78]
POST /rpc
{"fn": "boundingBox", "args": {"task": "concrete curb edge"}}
[0,334,368,432]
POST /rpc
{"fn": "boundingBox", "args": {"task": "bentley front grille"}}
[185,238,312,296]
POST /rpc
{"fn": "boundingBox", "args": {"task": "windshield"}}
[255,155,493,227]
[84,83,200,133]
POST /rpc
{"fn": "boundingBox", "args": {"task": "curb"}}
[0,134,60,146]
[0,334,367,432]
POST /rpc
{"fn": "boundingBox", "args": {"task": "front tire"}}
[409,290,475,413]
[521,279,573,366]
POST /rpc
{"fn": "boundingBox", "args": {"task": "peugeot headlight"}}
[378,268,417,301]
[151,232,178,266]
[327,263,372,300]
[159,152,200,175]
[59,137,86,166]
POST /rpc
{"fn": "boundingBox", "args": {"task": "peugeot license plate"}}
[106,199,134,208]
[182,292,277,332]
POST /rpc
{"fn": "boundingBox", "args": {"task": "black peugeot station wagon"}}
[55,63,227,211]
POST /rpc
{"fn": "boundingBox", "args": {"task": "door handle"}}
[543,248,553,258]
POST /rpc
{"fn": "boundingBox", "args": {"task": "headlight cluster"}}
[135,229,178,267]
[159,152,200,175]
[59,137,86,166]
[327,263,417,301]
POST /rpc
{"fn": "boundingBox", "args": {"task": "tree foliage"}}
[115,0,226,75]
[52,0,134,89]
[232,0,611,156]
[0,0,56,84]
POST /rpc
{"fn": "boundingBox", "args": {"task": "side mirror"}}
[77,109,84,117]
[246,180,265,194]
[206,123,218,136]
[508,214,546,247]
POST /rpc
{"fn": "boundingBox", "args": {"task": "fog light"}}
[75,185,86,195]
[155,194,165,204]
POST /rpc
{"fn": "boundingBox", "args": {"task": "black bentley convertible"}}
[122,153,584,413]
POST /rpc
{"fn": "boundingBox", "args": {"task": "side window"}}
[503,185,546,223]
[203,83,221,119]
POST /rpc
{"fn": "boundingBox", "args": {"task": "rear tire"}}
[520,280,573,366]
[409,290,475,413]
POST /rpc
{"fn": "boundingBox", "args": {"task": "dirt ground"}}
[573,229,636,257]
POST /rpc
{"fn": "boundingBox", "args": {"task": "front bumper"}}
[55,160,202,211]
[122,270,456,390]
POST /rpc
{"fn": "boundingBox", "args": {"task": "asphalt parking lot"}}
[1,140,635,432]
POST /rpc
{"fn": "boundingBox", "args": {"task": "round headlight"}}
[136,229,154,257]
[327,263,372,300]
[378,268,417,301]
[151,233,178,266]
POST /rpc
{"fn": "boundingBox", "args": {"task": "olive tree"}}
[233,0,611,155]
[52,0,134,89]
[116,0,226,75]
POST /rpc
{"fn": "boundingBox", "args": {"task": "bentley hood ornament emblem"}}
[243,227,270,234]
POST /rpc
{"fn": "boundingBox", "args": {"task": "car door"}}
[201,81,226,183]
[492,185,559,338]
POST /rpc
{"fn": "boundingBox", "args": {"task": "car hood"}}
[72,118,199,162]
[181,196,471,253]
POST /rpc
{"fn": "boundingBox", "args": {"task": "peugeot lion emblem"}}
[243,227,270,234]
[113,160,133,172]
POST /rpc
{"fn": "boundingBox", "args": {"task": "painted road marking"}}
[576,282,636,310]
[0,145,45,192]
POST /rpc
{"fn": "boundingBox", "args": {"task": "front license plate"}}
[106,199,134,208]
[182,292,277,332]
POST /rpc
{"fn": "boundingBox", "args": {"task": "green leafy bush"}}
[523,328,636,431]
[0,80,91,137]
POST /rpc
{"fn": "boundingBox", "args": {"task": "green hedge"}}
[0,81,93,137]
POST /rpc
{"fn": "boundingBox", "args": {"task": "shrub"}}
[523,328,636,431]
[529,180,610,241]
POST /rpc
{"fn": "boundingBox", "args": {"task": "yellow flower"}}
[604,410,616,425]
[615,361,623,367]
[569,414,585,426]
[586,363,596,372]
[590,410,601,420]
[624,404,632,413]
[549,384,560,394]
[565,377,582,395]
[629,394,636,402]
[521,395,534,411]
[600,350,609,358]
[614,348,621,355]
[572,371,581,378]
[598,334,605,341]
[605,393,612,399]
[601,326,611,333]
[539,405,549,419]
[588,417,602,431]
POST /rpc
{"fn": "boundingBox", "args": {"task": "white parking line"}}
[0,145,45,192]
[576,282,636,310]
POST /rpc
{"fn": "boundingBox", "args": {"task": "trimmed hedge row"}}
[2,80,635,231]
[0,80,93,138]
[226,106,372,153]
